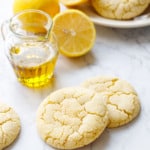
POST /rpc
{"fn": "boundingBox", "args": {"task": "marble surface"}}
[1,1,150,150]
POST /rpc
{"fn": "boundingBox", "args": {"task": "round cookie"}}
[36,87,108,149]
[91,0,149,20]
[0,102,21,150]
[82,76,140,128]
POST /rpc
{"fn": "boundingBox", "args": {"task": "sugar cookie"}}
[91,0,149,20]
[36,87,108,149]
[82,76,140,128]
[0,102,21,150]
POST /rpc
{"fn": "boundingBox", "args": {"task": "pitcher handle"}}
[1,20,9,40]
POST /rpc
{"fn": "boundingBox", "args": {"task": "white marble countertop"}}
[1,1,150,150]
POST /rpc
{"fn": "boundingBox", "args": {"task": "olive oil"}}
[9,42,58,87]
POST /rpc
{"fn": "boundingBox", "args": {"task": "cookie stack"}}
[36,76,140,149]
[0,76,140,149]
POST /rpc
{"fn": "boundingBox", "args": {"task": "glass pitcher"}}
[1,9,58,88]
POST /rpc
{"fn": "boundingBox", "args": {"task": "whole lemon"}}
[13,0,60,17]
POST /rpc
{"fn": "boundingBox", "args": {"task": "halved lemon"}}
[51,9,96,57]
[60,0,89,6]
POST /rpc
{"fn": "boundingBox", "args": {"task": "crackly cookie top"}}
[0,102,21,150]
[92,0,149,20]
[82,76,140,128]
[36,87,108,149]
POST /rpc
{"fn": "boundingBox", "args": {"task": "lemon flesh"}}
[60,0,88,6]
[52,9,96,57]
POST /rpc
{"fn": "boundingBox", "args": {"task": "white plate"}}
[69,4,150,28]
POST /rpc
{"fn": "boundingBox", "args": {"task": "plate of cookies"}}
[61,0,150,28]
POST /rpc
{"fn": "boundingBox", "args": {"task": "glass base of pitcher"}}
[18,73,53,88]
